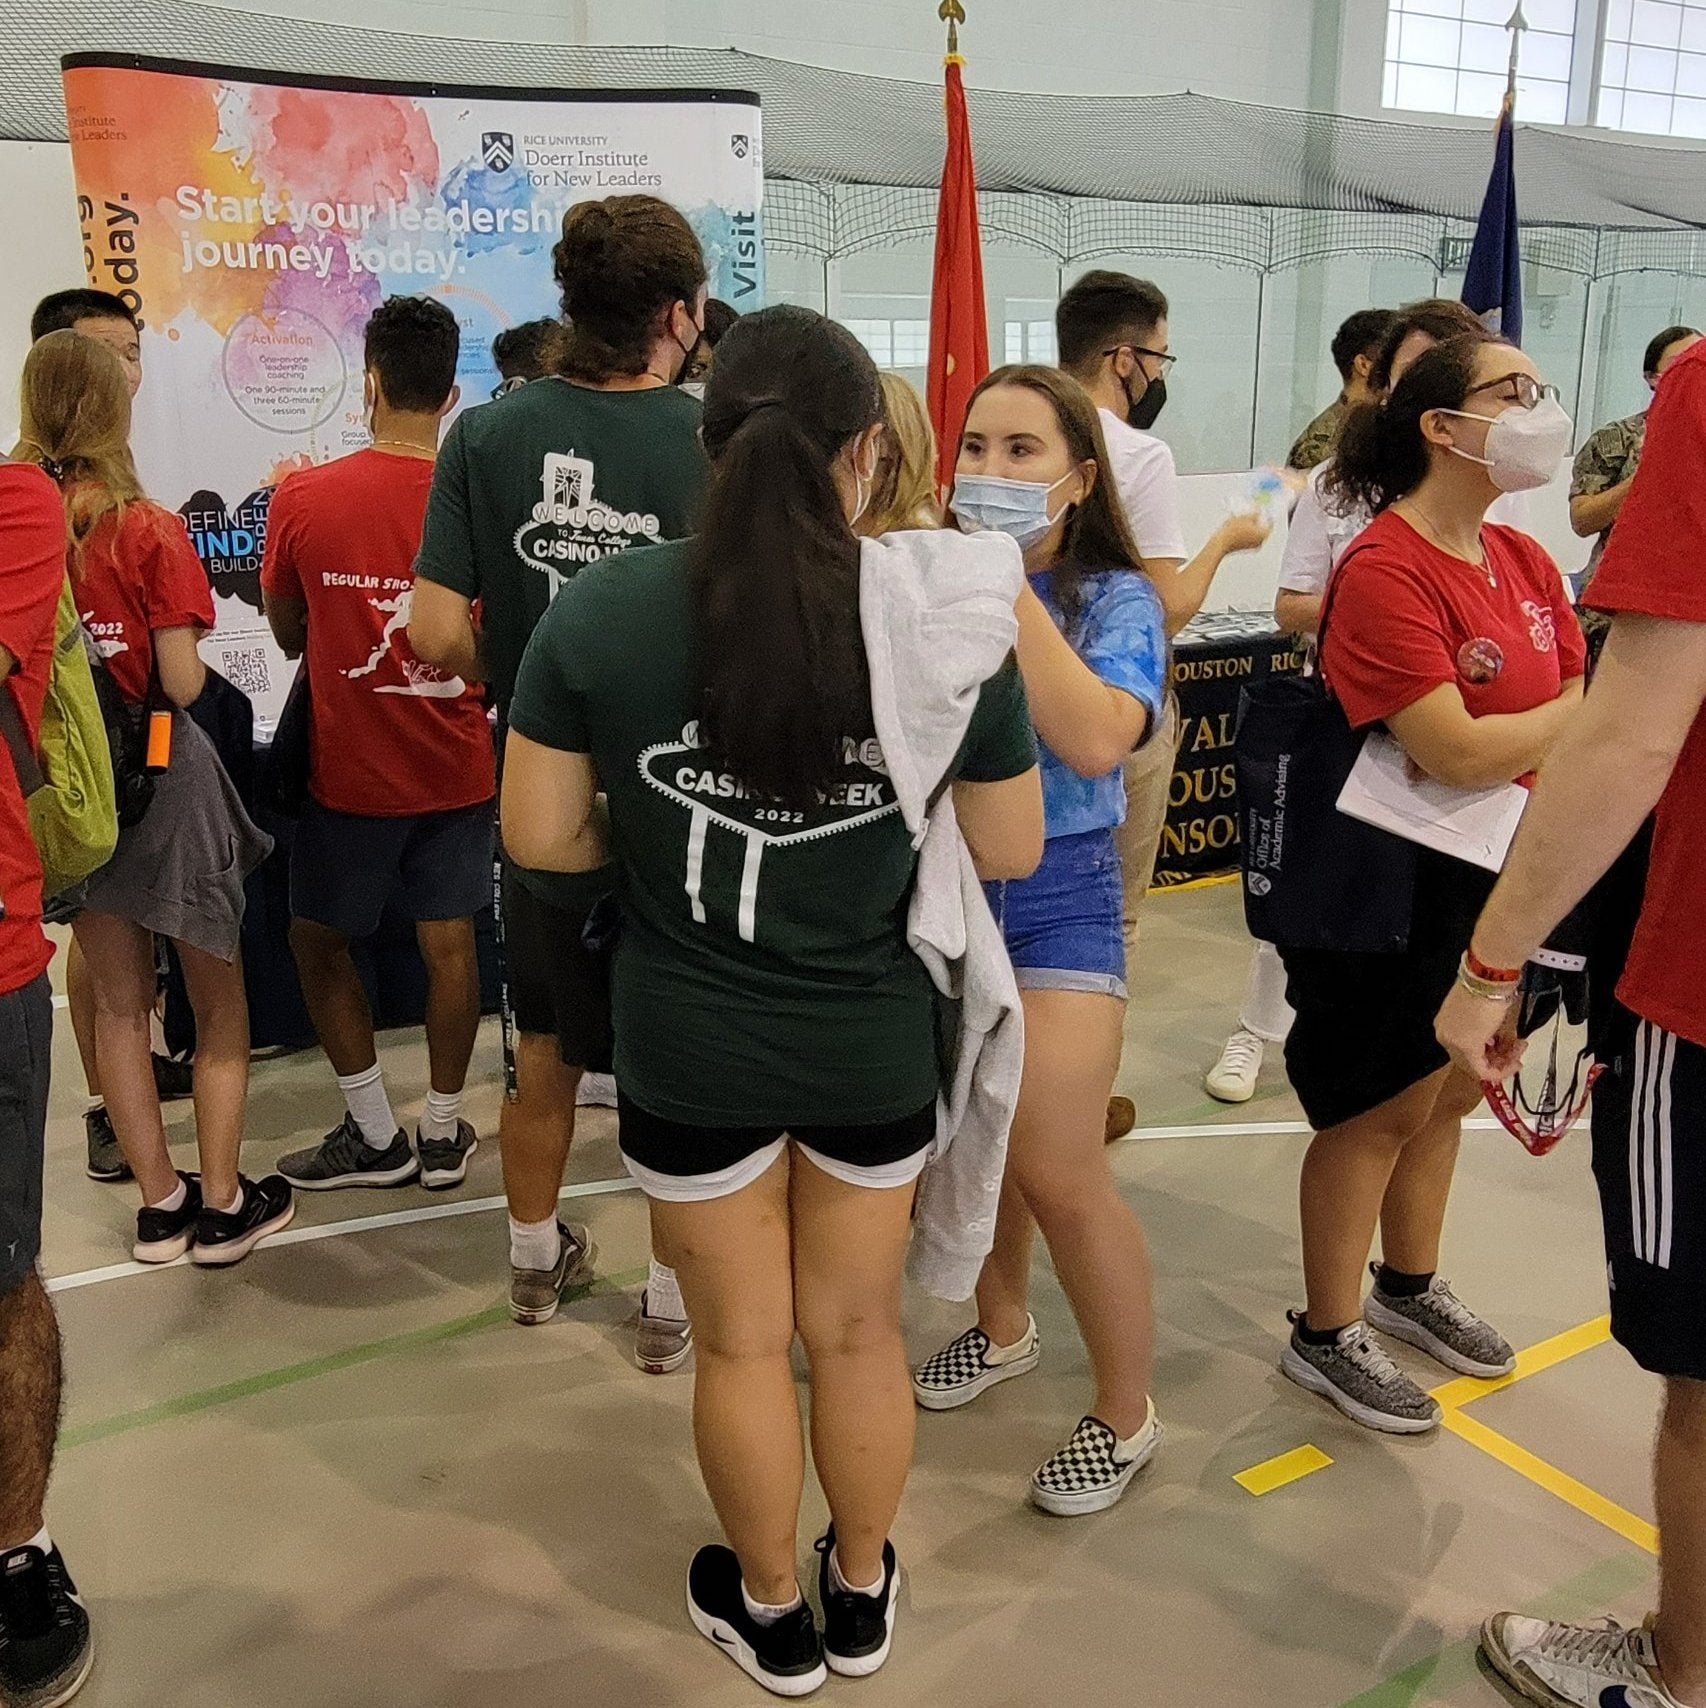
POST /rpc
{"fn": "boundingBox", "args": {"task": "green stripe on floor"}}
[61,1266,650,1451]
[1337,1554,1652,1708]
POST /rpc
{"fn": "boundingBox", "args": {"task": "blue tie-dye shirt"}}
[1029,568,1168,839]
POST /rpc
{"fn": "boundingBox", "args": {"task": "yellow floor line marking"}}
[1430,1315,1613,1411]
[1234,1443,1334,1496]
[1441,1408,1659,1555]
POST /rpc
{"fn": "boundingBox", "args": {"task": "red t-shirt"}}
[76,501,215,704]
[259,450,495,817]
[1323,510,1586,732]
[1587,337,1706,1046]
[0,465,71,995]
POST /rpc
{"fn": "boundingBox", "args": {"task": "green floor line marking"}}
[1336,1554,1651,1708]
[61,1266,650,1451]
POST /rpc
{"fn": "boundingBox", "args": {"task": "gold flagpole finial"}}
[939,0,966,57]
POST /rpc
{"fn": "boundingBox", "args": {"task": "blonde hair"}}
[867,371,943,534]
[15,329,143,570]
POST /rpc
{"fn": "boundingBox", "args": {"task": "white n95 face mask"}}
[951,472,1074,548]
[1442,395,1574,493]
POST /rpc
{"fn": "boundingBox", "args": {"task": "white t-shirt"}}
[1276,461,1530,597]
[1098,407,1188,563]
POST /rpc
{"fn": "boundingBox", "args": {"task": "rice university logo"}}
[512,452,664,596]
[640,723,899,943]
[730,134,751,159]
[482,132,515,171]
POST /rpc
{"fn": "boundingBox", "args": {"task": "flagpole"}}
[1504,4,1527,111]
[940,0,964,58]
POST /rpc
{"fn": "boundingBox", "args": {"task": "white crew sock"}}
[207,1183,243,1216]
[19,1527,51,1556]
[646,1259,686,1320]
[829,1548,884,1599]
[148,1177,187,1213]
[418,1088,463,1144]
[337,1063,398,1150]
[741,1582,803,1627]
[509,1215,561,1272]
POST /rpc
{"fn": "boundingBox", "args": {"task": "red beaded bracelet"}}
[1466,946,1522,986]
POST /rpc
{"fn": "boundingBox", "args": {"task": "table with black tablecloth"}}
[1151,611,1307,890]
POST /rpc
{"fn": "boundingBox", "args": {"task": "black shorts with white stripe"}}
[1591,1002,1706,1381]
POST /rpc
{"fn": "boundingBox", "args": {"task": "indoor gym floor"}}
[34,883,1660,1708]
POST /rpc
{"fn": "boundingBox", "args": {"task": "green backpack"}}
[0,577,119,899]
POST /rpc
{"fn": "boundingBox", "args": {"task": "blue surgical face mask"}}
[951,471,1076,548]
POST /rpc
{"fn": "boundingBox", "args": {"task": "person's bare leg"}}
[0,1273,60,1549]
[288,917,377,1080]
[501,1033,580,1224]
[175,941,251,1210]
[791,1153,917,1589]
[1657,1377,1706,1704]
[72,912,175,1205]
[1298,1069,1446,1331]
[651,1153,800,1605]
[65,939,100,1102]
[999,988,1154,1437]
[1378,1067,1480,1277]
[415,918,481,1098]
[974,1176,1039,1350]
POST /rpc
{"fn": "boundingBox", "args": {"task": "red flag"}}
[926,54,989,495]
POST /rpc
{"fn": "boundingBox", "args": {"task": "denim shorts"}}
[985,827,1128,999]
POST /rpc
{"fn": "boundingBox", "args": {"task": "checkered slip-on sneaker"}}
[911,1317,1040,1412]
[1029,1402,1162,1516]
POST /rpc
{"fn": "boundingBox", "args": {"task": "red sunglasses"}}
[1483,1057,1605,1157]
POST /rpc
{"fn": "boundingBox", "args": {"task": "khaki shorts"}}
[1114,692,1183,947]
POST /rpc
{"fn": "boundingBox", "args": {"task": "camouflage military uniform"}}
[1570,411,1645,652]
[1286,395,1348,471]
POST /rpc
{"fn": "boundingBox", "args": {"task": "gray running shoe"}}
[1281,1315,1442,1435]
[1365,1266,1517,1379]
[509,1221,597,1326]
[84,1105,130,1183]
[416,1118,478,1191]
[635,1295,693,1374]
[277,1115,418,1190]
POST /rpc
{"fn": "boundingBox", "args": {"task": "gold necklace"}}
[370,438,436,459]
[1400,499,1496,588]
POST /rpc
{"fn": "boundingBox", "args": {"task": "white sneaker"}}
[1481,1614,1684,1707]
[575,1072,618,1109]
[1205,1029,1265,1103]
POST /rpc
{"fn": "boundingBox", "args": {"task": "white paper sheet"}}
[1336,730,1528,873]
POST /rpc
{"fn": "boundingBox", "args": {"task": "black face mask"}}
[1127,370,1167,431]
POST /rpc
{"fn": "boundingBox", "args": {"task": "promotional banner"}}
[61,54,765,729]
[1157,614,1305,888]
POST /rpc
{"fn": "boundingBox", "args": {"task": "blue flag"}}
[1463,103,1522,345]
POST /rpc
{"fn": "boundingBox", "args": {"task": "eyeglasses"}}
[1467,374,1560,410]
[1482,986,1603,1156]
[490,375,527,401]
[1104,344,1177,375]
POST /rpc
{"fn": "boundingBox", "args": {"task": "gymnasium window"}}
[1596,0,1706,137]
[1381,0,1578,124]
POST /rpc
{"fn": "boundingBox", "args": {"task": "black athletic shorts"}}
[1591,1002,1706,1381]
[290,797,493,940]
[497,860,614,1073]
[618,1094,936,1203]
[0,975,53,1294]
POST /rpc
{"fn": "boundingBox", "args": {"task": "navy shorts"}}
[985,827,1128,999]
[1591,1004,1706,1382]
[290,797,494,940]
[0,975,52,1295]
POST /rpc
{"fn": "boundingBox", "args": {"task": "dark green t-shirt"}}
[507,537,1037,1128]
[414,376,706,906]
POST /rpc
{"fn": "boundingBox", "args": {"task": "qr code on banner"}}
[221,647,271,699]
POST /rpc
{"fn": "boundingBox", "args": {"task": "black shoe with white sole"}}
[276,1115,418,1191]
[191,1174,295,1267]
[132,1173,202,1264]
[0,1542,94,1708]
[83,1107,130,1184]
[687,1545,825,1698]
[416,1119,478,1191]
[815,1530,899,1678]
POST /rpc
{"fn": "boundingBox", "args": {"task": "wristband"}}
[1465,946,1521,986]
[1457,953,1519,1003]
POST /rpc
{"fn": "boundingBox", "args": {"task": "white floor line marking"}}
[46,1175,640,1294]
[44,1115,1507,1294]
